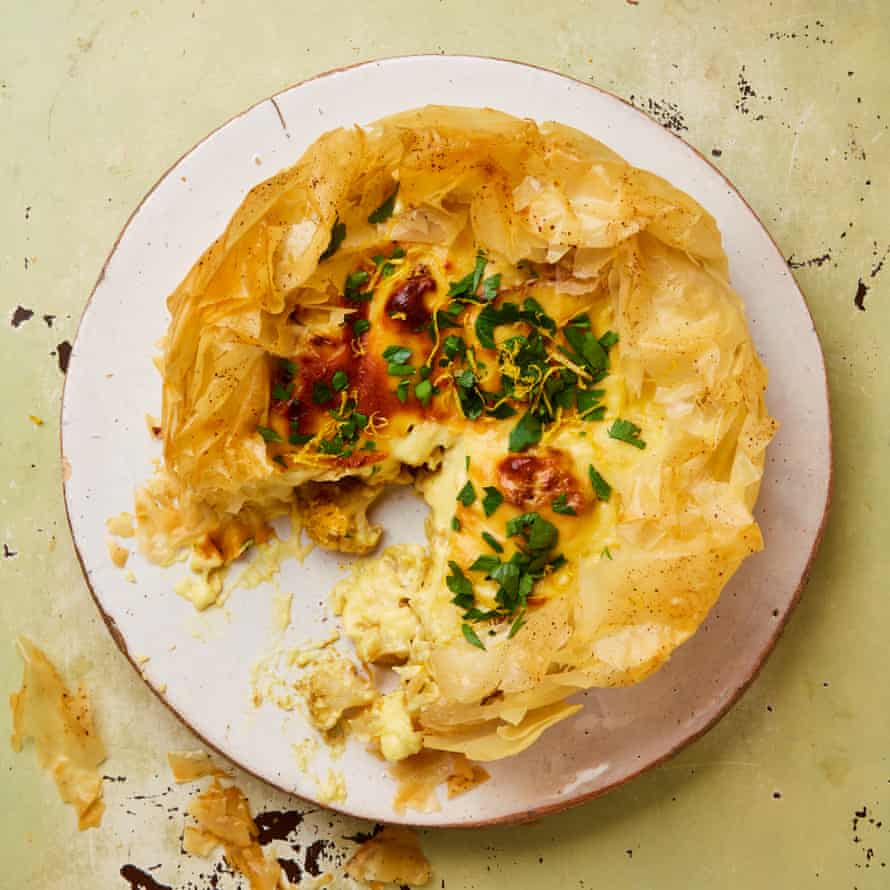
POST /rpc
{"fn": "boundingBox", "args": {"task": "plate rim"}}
[60,53,833,828]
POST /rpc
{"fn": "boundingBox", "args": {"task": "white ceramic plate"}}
[62,56,831,827]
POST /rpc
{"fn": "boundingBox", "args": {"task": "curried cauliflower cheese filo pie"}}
[132,106,776,763]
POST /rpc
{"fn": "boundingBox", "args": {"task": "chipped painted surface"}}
[1,1,888,888]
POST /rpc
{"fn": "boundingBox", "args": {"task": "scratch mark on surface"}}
[270,97,290,137]
[785,102,814,190]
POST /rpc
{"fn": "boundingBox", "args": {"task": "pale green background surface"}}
[2,1,888,887]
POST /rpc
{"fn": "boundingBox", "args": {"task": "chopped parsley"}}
[316,398,369,457]
[395,380,410,403]
[331,370,349,391]
[288,428,314,446]
[312,381,334,405]
[446,560,474,606]
[368,184,399,224]
[508,411,542,452]
[280,358,298,379]
[257,425,282,443]
[448,251,488,299]
[345,270,372,302]
[508,611,527,639]
[481,486,503,517]
[481,531,504,553]
[602,546,613,560]
[414,378,433,407]
[588,465,612,501]
[319,216,346,261]
[461,623,486,650]
[383,345,412,365]
[608,418,646,449]
[552,493,576,515]
[481,273,501,302]
[455,369,484,420]
[442,334,467,361]
[457,480,477,506]
[352,318,371,336]
[272,381,294,402]
[451,515,461,531]
[475,301,519,349]
[506,512,558,551]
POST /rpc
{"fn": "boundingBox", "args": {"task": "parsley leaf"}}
[395,380,410,403]
[280,358,298,379]
[481,273,501,302]
[455,370,484,420]
[257,425,282,443]
[332,370,349,391]
[383,345,412,365]
[448,252,488,298]
[312,382,333,405]
[414,379,433,407]
[552,493,577,515]
[482,486,503,517]
[508,611,527,639]
[508,411,542,452]
[387,362,414,377]
[457,480,477,507]
[608,418,646,449]
[447,560,474,600]
[562,321,609,376]
[470,554,501,574]
[461,623,486,650]
[352,318,370,336]
[451,515,461,531]
[475,301,520,349]
[576,388,604,417]
[319,217,346,261]
[289,430,314,446]
[368,183,399,224]
[442,334,466,361]
[602,546,613,560]
[345,270,372,301]
[588,464,612,500]
[599,330,619,350]
[481,531,504,553]
[520,297,557,333]
[272,381,294,402]
[506,512,558,551]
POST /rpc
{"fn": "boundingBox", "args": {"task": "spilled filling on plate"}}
[126,106,776,767]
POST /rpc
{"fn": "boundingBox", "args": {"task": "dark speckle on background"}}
[3,544,17,559]
[788,252,832,270]
[735,66,765,120]
[43,313,56,327]
[254,808,307,844]
[277,857,303,883]
[11,306,34,327]
[119,864,172,890]
[627,95,688,133]
[54,340,72,373]
[854,278,868,311]
[303,839,332,877]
